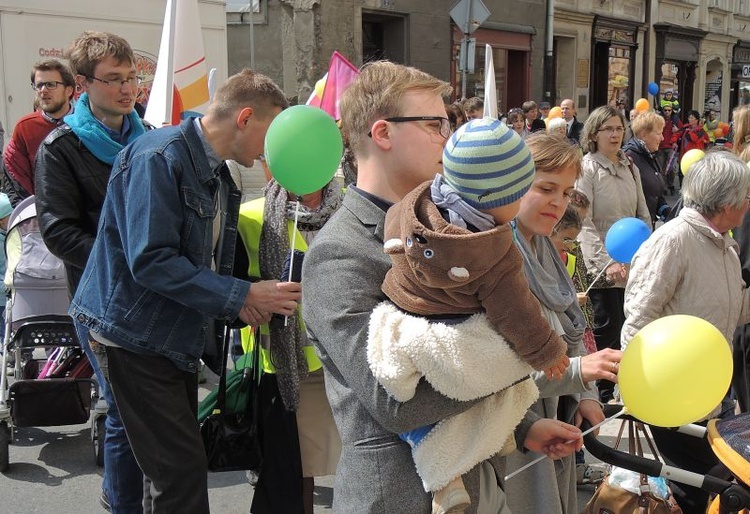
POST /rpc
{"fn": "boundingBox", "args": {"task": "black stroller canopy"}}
[708,413,750,487]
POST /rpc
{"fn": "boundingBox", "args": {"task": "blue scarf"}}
[64,93,146,164]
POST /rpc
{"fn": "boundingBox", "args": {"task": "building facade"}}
[227,0,548,112]
[554,0,750,122]
[227,1,750,123]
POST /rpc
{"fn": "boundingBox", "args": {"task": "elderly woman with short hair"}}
[621,151,750,514]
[622,110,667,227]
[547,117,567,139]
[575,105,651,402]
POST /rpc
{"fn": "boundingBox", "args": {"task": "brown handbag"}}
[581,420,682,514]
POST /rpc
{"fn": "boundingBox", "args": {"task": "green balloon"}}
[264,105,344,196]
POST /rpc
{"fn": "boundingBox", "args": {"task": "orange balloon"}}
[635,98,650,112]
[547,106,562,119]
[719,122,730,131]
[714,127,724,138]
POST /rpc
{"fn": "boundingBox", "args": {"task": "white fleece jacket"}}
[367,302,539,491]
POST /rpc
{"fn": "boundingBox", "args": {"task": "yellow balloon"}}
[680,148,705,176]
[619,315,732,427]
[635,98,650,113]
[547,106,562,119]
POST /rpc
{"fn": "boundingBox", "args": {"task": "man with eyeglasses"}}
[2,59,75,205]
[301,61,582,514]
[35,31,146,514]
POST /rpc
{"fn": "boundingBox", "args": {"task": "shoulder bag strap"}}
[217,326,262,415]
[216,326,232,414]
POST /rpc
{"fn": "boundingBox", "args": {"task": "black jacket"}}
[622,137,667,226]
[35,126,112,294]
[566,117,584,143]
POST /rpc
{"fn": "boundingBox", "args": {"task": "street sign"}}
[459,37,477,73]
[743,64,750,79]
[450,0,490,34]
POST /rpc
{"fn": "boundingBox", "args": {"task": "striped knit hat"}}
[442,117,535,210]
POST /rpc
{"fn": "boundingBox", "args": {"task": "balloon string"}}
[584,258,614,296]
[284,200,301,328]
[503,407,628,482]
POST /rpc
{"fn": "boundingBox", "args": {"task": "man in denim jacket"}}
[70,69,301,513]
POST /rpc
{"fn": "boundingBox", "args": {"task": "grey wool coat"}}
[301,187,539,513]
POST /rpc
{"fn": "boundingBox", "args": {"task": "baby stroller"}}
[0,196,103,472]
[583,405,750,513]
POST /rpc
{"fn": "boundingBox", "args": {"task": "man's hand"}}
[523,419,582,459]
[239,280,301,326]
[238,305,272,327]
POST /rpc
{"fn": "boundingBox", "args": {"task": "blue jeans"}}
[74,321,144,514]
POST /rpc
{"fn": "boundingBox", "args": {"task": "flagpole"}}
[164,0,177,126]
[249,0,255,69]
[284,200,301,327]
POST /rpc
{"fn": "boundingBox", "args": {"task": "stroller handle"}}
[581,417,663,478]
[581,412,732,497]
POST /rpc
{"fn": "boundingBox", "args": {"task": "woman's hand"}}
[580,348,622,383]
[605,262,628,285]
[574,399,605,435]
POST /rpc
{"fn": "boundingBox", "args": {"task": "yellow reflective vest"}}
[565,252,576,279]
[236,198,322,374]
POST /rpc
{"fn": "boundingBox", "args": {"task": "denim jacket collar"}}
[181,117,222,185]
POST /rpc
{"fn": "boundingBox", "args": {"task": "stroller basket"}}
[9,378,94,427]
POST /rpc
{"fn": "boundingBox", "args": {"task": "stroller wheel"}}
[93,415,105,467]
[0,421,10,472]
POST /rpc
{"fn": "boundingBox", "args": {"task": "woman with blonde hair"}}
[622,110,668,227]
[504,133,622,514]
[733,104,750,162]
[575,105,650,402]
[730,103,750,419]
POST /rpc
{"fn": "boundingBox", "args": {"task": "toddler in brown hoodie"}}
[367,117,569,514]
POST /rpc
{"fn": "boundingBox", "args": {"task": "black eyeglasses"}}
[87,75,142,90]
[32,81,66,91]
[368,116,452,139]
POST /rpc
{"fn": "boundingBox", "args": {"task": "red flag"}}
[319,51,359,120]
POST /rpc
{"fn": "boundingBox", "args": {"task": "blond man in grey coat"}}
[301,61,583,514]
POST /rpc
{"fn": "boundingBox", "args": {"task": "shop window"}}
[471,46,506,110]
[362,11,406,64]
[608,45,631,107]
[659,63,680,103]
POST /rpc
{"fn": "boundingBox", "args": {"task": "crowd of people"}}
[0,30,749,514]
